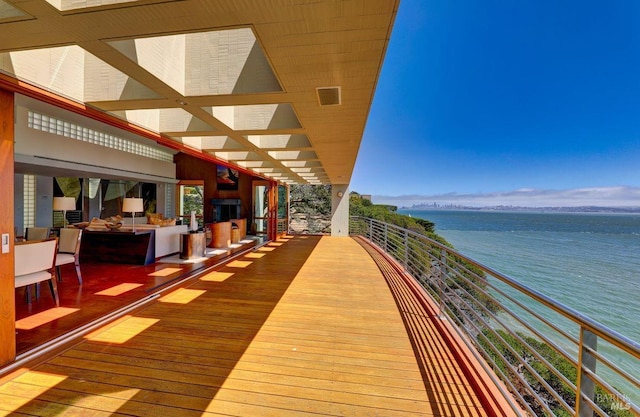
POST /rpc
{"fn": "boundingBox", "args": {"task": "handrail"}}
[350,216,639,417]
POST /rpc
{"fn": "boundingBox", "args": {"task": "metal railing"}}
[350,217,639,417]
[277,218,288,235]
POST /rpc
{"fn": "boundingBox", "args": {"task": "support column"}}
[331,184,349,236]
[268,182,277,240]
[0,89,15,366]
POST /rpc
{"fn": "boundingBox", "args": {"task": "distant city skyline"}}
[351,0,640,207]
[372,186,640,209]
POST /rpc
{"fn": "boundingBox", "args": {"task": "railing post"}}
[368,218,373,240]
[384,223,388,253]
[439,248,447,319]
[403,229,409,270]
[576,328,597,417]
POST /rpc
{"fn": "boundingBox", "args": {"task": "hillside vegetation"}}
[349,192,438,238]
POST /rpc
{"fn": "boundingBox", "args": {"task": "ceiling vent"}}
[316,86,341,106]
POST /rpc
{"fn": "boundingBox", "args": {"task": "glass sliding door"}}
[252,181,269,235]
[178,181,204,229]
[277,184,288,235]
[253,180,280,239]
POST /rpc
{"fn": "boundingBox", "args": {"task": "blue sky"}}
[352,0,640,207]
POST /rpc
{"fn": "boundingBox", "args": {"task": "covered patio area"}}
[0,235,504,416]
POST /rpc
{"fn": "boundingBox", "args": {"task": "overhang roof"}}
[0,0,399,185]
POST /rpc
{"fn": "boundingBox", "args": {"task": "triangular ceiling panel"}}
[207,104,301,131]
[109,36,186,95]
[108,28,281,97]
[248,134,311,149]
[45,0,138,11]
[174,136,244,151]
[0,0,28,20]
[110,108,215,133]
[0,46,160,102]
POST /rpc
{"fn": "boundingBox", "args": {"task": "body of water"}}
[399,209,640,403]
[399,209,640,341]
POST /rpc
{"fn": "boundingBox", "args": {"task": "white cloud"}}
[372,186,640,208]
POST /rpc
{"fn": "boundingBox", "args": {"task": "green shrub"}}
[479,329,634,416]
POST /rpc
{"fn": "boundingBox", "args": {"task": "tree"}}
[290,184,331,215]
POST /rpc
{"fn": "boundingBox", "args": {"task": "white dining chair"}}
[15,238,59,306]
[25,227,50,241]
[55,228,83,284]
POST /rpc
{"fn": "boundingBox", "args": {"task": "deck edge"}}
[353,235,522,417]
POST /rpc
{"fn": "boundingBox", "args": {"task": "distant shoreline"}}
[400,205,640,214]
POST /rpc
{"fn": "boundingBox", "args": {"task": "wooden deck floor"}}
[0,235,489,416]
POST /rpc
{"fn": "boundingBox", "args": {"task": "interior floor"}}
[14,238,262,356]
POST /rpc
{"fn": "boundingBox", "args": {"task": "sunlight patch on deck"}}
[199,271,235,282]
[69,387,141,413]
[95,283,143,296]
[15,307,79,330]
[159,288,206,304]
[225,260,252,268]
[149,267,182,277]
[0,370,67,413]
[85,316,159,343]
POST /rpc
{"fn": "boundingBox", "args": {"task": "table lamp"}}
[53,196,76,228]
[122,197,144,232]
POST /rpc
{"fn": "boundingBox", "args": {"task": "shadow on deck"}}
[0,235,511,416]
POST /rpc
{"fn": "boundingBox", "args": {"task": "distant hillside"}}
[404,204,640,213]
[350,192,439,239]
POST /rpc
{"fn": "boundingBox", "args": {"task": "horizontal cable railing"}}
[277,218,288,234]
[350,216,639,417]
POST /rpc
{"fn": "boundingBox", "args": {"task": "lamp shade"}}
[122,197,144,213]
[53,196,76,211]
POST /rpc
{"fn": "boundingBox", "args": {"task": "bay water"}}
[399,209,639,401]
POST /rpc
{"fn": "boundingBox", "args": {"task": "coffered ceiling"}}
[0,0,399,185]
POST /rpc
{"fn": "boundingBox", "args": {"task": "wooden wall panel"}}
[0,89,15,365]
[174,153,255,224]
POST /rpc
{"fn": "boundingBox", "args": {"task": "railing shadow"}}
[351,216,640,417]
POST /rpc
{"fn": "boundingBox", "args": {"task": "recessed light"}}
[316,86,341,106]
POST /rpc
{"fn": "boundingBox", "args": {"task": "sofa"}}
[87,217,188,259]
[120,219,188,258]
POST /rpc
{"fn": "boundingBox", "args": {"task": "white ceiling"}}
[0,0,399,185]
